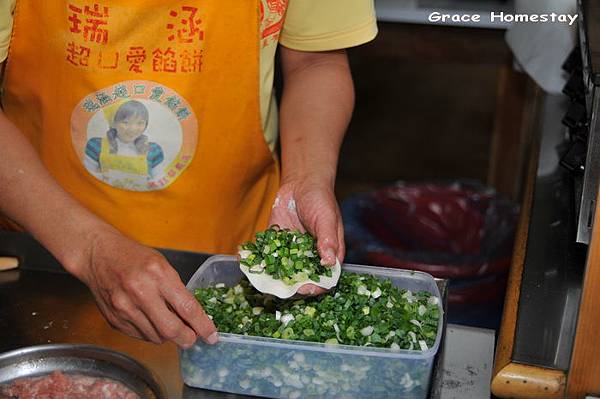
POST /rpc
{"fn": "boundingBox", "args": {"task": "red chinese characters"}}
[179,49,203,73]
[166,6,205,43]
[64,3,204,74]
[147,155,192,189]
[152,48,177,73]
[66,2,111,67]
[151,48,202,73]
[98,50,119,69]
[68,3,109,44]
[65,42,91,66]
[126,46,146,73]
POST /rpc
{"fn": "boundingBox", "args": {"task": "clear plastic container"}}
[180,255,444,399]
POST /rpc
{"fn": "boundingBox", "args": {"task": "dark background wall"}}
[336,23,511,200]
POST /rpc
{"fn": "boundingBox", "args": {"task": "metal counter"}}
[512,95,588,370]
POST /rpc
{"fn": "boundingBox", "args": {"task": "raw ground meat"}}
[0,371,141,399]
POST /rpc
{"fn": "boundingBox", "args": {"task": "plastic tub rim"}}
[186,254,444,360]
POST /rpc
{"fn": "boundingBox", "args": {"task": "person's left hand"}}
[268,179,345,296]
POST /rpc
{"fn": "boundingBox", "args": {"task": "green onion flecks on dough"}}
[239,226,333,286]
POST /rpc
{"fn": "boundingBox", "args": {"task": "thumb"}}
[313,212,338,267]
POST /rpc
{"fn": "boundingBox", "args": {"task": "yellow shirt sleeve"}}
[279,0,377,51]
[0,0,15,63]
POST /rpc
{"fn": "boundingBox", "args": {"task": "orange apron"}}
[1,1,280,254]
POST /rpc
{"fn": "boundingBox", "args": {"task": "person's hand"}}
[268,179,345,295]
[74,228,217,348]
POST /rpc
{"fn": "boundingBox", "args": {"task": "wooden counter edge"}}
[492,111,540,377]
[492,363,566,399]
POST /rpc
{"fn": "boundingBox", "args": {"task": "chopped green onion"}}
[239,226,332,285]
[360,326,374,336]
[194,272,440,350]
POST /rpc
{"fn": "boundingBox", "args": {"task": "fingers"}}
[160,270,218,345]
[271,184,344,266]
[86,234,219,349]
[313,209,339,267]
[110,277,196,348]
[125,308,164,344]
[116,257,215,349]
[130,264,200,348]
[137,291,198,349]
[108,291,162,344]
[95,298,146,341]
[336,211,346,264]
[296,283,328,296]
[112,319,145,340]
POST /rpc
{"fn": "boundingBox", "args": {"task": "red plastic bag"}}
[342,181,519,281]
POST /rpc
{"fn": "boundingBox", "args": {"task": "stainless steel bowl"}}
[0,344,167,399]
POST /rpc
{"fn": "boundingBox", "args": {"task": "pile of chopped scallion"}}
[239,226,332,285]
[194,272,440,350]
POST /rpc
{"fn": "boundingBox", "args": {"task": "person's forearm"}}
[279,47,354,186]
[0,109,114,274]
[0,108,217,348]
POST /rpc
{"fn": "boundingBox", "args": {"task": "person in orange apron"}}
[0,1,377,348]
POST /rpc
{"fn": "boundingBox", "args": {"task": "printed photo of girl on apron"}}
[84,100,164,189]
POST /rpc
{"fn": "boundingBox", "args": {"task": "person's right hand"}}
[0,105,214,349]
[74,228,217,348]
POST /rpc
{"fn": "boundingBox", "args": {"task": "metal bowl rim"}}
[0,343,167,398]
